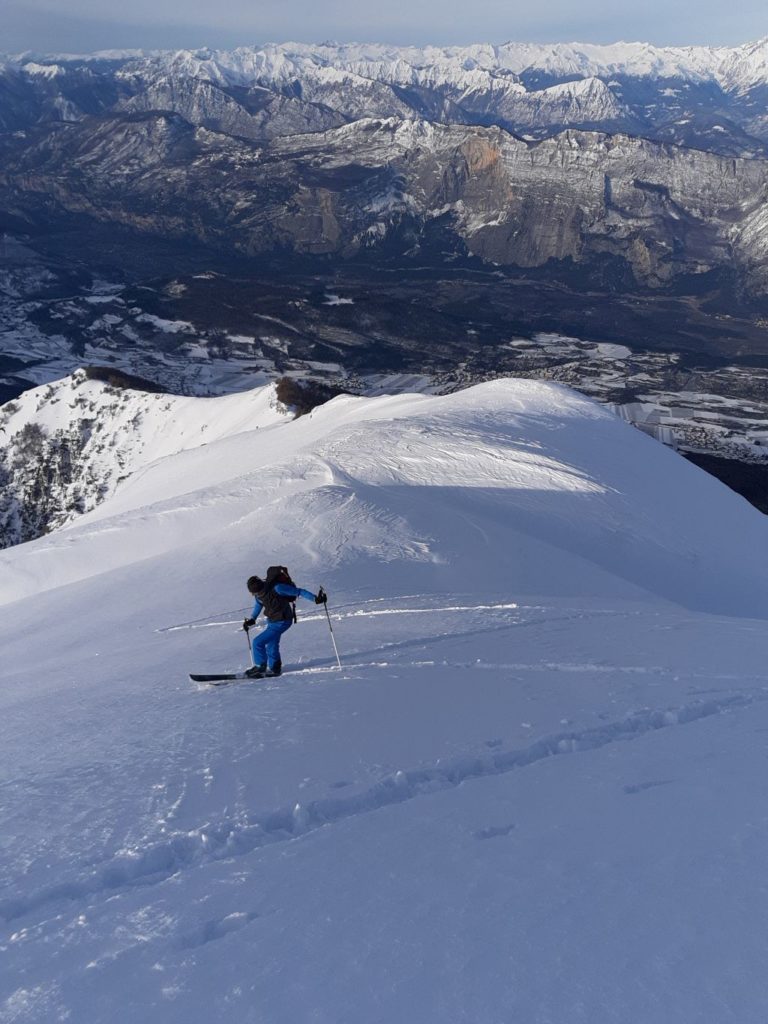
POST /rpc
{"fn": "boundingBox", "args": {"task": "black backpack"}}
[259,565,298,623]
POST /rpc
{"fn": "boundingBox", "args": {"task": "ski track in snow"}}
[180,603,653,684]
[156,599,525,633]
[282,658,768,685]
[0,689,759,930]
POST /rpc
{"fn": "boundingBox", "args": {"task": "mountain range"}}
[2,39,768,534]
[7,39,768,147]
[4,39,768,293]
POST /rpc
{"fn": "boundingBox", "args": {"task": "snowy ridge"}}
[0,371,290,547]
[3,378,768,1022]
[3,377,768,614]
[1,370,288,464]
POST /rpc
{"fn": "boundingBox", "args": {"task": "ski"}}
[189,671,263,684]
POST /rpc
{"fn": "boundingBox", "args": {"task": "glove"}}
[315,589,327,605]
[243,617,256,630]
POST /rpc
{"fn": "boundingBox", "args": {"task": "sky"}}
[1,0,766,55]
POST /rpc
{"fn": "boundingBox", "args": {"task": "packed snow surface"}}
[2,378,768,1022]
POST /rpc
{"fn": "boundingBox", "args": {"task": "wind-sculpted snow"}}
[3,378,768,1022]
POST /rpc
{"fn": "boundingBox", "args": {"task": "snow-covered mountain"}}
[6,39,768,145]
[3,375,767,611]
[2,378,768,1022]
[5,355,767,551]
[0,370,293,547]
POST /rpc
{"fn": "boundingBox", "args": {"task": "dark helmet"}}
[247,575,264,595]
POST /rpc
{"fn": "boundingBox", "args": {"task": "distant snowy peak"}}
[718,37,768,92]
[0,48,158,66]
[493,40,728,82]
[20,61,66,79]
[9,38,768,94]
[7,37,768,154]
[517,77,631,125]
[126,39,768,94]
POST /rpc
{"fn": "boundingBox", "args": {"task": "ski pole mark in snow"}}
[468,661,768,684]
[155,608,249,633]
[0,692,758,927]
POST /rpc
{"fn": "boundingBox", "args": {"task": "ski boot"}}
[246,663,266,678]
[265,661,282,677]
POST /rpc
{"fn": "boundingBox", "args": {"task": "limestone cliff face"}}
[3,112,766,294]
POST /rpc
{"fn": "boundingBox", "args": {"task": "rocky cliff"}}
[4,41,768,296]
[3,112,767,294]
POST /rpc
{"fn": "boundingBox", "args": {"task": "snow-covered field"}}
[2,379,768,1022]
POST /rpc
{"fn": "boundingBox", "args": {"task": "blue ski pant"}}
[251,619,292,668]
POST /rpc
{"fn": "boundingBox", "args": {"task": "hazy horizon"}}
[1,0,766,57]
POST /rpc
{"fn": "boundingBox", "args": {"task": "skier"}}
[243,567,327,677]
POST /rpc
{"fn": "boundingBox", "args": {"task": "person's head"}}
[247,575,264,595]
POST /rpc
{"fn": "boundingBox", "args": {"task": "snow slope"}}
[2,378,768,1023]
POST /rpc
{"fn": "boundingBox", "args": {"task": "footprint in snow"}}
[177,910,260,950]
[473,824,516,841]
[623,780,674,795]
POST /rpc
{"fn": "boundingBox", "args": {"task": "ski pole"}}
[319,587,342,669]
[244,624,255,666]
